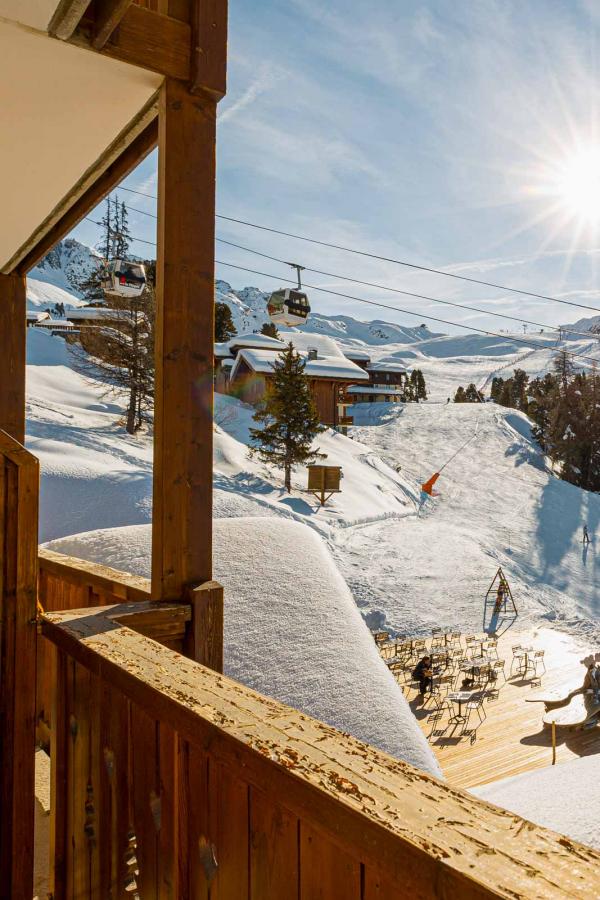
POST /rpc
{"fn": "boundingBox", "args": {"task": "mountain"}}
[215,280,441,346]
[27,241,442,344]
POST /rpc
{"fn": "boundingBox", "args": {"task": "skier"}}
[583,524,591,546]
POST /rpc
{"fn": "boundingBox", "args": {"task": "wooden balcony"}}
[36,570,600,898]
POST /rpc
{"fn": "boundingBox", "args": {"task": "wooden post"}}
[152,78,218,600]
[0,433,39,898]
[185,581,224,672]
[0,273,26,444]
[551,722,557,765]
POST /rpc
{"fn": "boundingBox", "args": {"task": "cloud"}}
[219,64,279,125]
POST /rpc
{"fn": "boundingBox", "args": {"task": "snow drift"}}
[43,518,442,777]
[473,755,600,850]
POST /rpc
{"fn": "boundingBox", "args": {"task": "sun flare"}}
[553,147,600,223]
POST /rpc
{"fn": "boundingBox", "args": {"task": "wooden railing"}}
[37,550,192,750]
[41,603,600,899]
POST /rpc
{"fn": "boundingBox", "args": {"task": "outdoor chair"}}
[533,650,546,676]
[462,696,486,731]
[510,647,525,677]
[379,640,396,660]
[484,638,499,659]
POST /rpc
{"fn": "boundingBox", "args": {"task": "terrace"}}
[1,2,600,897]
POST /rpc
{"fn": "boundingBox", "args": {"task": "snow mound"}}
[26,278,86,311]
[473,755,600,850]
[43,518,442,777]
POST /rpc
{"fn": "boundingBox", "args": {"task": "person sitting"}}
[412,655,433,695]
[583,661,600,704]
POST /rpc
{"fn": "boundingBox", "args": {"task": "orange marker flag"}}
[421,472,440,495]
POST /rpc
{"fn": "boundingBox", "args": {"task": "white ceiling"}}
[0,14,162,271]
[0,1,60,32]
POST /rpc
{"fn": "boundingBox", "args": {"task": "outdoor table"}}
[430,648,451,670]
[447,691,477,725]
[460,656,493,675]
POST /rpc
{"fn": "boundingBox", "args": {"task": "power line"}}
[115,184,600,315]
[215,259,600,367]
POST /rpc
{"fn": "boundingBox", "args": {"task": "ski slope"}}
[25,328,600,647]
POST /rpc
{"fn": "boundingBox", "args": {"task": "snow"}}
[347,385,402,395]
[228,332,286,352]
[26,277,86,311]
[473,756,600,850]
[42,518,442,777]
[367,356,410,373]
[231,347,369,381]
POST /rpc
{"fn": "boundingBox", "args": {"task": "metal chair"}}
[533,650,546,676]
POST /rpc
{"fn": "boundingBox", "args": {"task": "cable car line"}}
[112,185,600,315]
[82,214,600,350]
[215,259,600,367]
[214,237,595,340]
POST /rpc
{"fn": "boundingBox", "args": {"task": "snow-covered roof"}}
[228,332,287,352]
[42,519,441,776]
[473,754,600,851]
[368,356,410,373]
[347,385,403,395]
[343,348,371,361]
[220,358,234,369]
[279,330,345,359]
[26,310,50,321]
[66,307,111,320]
[214,342,232,358]
[231,348,370,382]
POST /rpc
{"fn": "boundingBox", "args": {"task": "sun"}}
[552,146,600,224]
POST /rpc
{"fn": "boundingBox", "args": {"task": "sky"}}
[72,0,600,335]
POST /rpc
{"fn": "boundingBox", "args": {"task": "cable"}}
[83,217,157,249]
[115,184,600,315]
[215,259,600,367]
[215,237,596,340]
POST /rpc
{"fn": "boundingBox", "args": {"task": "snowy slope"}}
[26,277,86,311]
[29,238,101,303]
[43,518,441,777]
[473,755,600,850]
[348,401,600,641]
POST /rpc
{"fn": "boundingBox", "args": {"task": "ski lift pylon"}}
[267,263,311,327]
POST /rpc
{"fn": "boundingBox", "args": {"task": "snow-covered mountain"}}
[215,280,441,345]
[29,238,101,306]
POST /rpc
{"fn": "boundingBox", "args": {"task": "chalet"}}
[342,352,412,403]
[0,3,598,898]
[220,332,369,425]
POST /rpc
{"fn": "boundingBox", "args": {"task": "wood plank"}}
[190,0,228,98]
[152,78,218,598]
[0,275,26,442]
[158,722,178,898]
[131,703,159,898]
[92,0,134,49]
[209,762,248,900]
[48,0,90,39]
[8,106,158,276]
[180,741,209,900]
[184,580,224,671]
[41,606,600,897]
[299,823,361,900]
[249,787,298,900]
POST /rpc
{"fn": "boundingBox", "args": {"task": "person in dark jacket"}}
[413,655,433,695]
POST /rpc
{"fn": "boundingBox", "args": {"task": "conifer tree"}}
[250,343,324,492]
[215,301,237,342]
[261,321,279,339]
[410,369,428,400]
[464,383,484,402]
[454,385,467,403]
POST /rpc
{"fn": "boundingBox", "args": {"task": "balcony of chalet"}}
[1,2,600,898]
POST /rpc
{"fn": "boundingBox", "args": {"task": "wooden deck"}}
[401,626,600,788]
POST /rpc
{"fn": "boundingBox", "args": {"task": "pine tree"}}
[464,383,484,402]
[77,197,112,303]
[490,376,504,402]
[215,301,237,342]
[511,368,529,411]
[113,198,131,259]
[69,265,155,435]
[250,343,324,492]
[454,386,467,403]
[261,321,279,339]
[410,369,427,401]
[553,350,574,390]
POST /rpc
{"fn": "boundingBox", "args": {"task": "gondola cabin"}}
[102,259,147,298]
[267,287,310,327]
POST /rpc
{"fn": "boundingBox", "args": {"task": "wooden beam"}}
[0,433,39,898]
[0,275,26,443]
[7,102,158,276]
[48,0,90,40]
[76,5,191,80]
[190,0,228,98]
[39,548,151,604]
[92,0,134,50]
[152,78,217,599]
[184,581,224,671]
